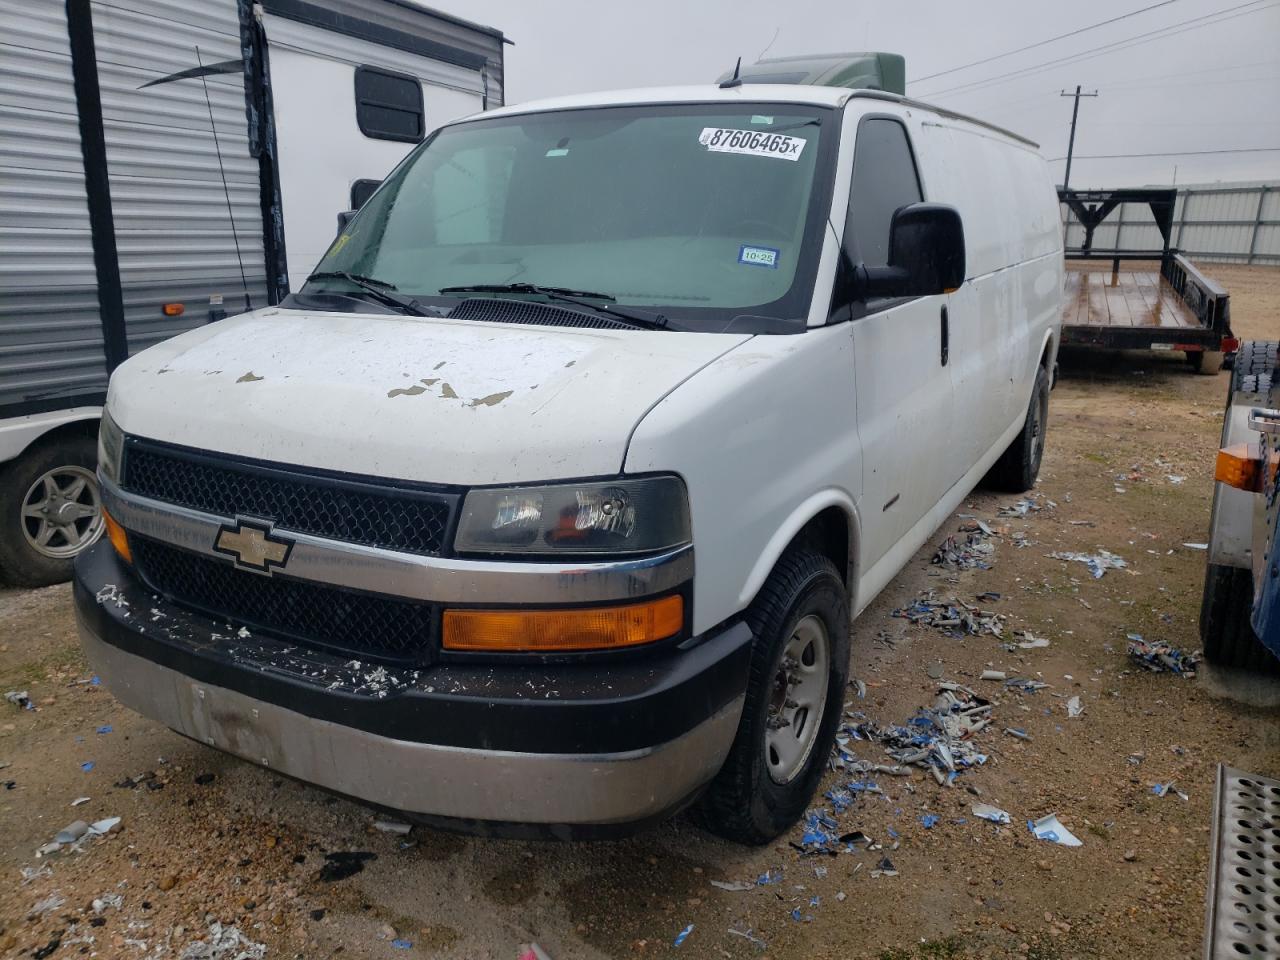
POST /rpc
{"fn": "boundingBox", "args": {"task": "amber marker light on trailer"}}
[1214,442,1267,492]
[102,507,132,565]
[162,302,185,317]
[442,595,684,653]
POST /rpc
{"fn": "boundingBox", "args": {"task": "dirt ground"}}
[2,264,1278,960]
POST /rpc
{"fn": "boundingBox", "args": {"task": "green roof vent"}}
[716,53,906,96]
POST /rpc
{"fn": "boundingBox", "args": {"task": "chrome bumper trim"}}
[80,621,740,825]
[101,478,693,604]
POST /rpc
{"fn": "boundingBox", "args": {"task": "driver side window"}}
[846,118,922,268]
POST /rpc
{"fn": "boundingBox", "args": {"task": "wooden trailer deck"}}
[1064,267,1201,330]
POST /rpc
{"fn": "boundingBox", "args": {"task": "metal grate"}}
[123,443,454,556]
[1203,764,1280,959]
[132,538,436,665]
[448,297,633,330]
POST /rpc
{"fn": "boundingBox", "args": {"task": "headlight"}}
[98,409,124,485]
[455,476,691,556]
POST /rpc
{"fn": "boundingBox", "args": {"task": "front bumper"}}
[74,544,751,834]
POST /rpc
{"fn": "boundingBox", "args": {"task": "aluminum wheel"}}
[20,465,104,559]
[765,613,830,784]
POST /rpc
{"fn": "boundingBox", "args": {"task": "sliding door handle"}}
[940,305,950,367]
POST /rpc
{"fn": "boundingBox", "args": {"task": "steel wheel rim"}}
[1030,384,1047,467]
[765,613,830,785]
[21,465,104,559]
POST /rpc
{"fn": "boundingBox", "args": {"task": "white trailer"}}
[0,0,506,584]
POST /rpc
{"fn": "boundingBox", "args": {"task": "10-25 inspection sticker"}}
[699,127,807,161]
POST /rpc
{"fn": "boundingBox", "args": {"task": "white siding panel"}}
[0,0,107,408]
[90,0,268,354]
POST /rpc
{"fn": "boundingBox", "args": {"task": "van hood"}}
[107,308,750,485]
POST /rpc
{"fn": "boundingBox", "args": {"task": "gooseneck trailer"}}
[1059,187,1235,373]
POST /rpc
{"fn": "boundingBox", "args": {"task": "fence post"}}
[1248,185,1268,265]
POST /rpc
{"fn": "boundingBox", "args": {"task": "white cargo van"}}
[74,63,1063,842]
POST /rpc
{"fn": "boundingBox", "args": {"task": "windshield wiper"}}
[438,282,671,331]
[306,271,432,317]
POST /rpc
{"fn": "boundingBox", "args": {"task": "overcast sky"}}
[443,0,1280,188]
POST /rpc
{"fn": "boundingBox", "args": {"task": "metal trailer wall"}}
[1062,181,1280,265]
[90,0,270,357]
[0,0,107,410]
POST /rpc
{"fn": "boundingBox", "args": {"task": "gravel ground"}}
[1,265,1278,960]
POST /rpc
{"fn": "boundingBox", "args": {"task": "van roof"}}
[469,85,1039,149]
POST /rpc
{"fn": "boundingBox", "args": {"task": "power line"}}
[914,0,1276,99]
[1046,146,1280,161]
[908,0,1183,84]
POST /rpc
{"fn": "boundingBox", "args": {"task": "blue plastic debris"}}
[90,676,101,686]
[1127,638,1200,676]
[790,907,813,923]
[673,924,694,947]
[757,869,783,885]
[887,826,899,839]
[920,814,939,829]
[391,940,412,949]
[96,725,112,735]
[80,761,94,773]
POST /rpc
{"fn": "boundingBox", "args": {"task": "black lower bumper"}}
[73,543,752,756]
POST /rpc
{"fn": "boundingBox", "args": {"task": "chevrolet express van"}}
[74,74,1063,843]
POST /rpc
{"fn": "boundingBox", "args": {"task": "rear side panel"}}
[0,0,107,414]
[89,0,270,353]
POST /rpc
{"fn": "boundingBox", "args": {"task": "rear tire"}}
[0,435,103,588]
[985,366,1050,493]
[1200,562,1280,674]
[692,550,850,845]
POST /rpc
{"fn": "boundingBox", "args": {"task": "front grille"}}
[133,538,435,664]
[123,443,454,556]
[448,297,634,330]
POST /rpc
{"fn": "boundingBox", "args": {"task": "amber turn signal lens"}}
[1215,443,1262,492]
[102,507,132,565]
[162,302,184,317]
[442,595,684,652]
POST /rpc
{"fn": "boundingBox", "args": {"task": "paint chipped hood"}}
[106,307,750,485]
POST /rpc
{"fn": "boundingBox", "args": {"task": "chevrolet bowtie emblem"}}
[213,518,294,573]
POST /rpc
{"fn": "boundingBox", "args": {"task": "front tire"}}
[985,365,1050,493]
[0,434,104,587]
[693,550,850,845]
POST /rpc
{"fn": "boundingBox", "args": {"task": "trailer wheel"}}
[1193,350,1225,376]
[691,549,849,845]
[985,366,1050,493]
[0,435,104,587]
[1200,562,1280,674]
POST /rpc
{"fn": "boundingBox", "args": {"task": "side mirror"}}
[861,203,966,298]
[336,209,356,235]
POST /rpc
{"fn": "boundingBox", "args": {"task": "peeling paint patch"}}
[433,360,447,370]
[564,360,576,368]
[440,382,459,400]
[236,371,264,383]
[469,390,514,408]
[387,385,427,398]
[421,378,439,386]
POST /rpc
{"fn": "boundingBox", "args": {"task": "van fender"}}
[736,488,861,612]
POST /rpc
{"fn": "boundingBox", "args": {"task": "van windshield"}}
[303,102,836,332]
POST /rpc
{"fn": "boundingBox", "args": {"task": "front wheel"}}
[985,365,1050,493]
[692,549,850,845]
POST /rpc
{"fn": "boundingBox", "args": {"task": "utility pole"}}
[1059,85,1098,191]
